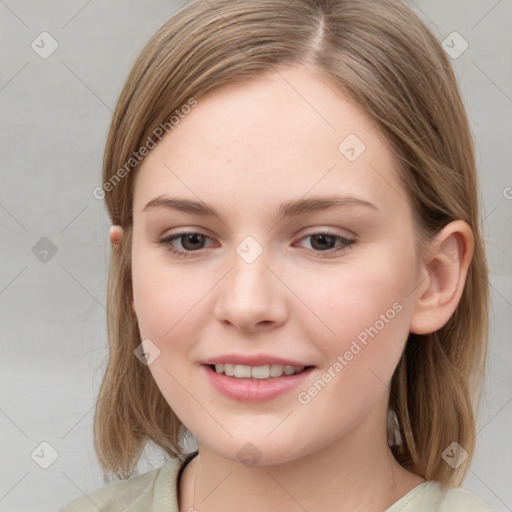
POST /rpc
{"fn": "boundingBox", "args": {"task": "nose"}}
[213,245,288,333]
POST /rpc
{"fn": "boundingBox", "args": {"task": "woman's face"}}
[131,64,424,465]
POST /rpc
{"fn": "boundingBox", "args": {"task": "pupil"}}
[311,234,334,250]
[183,234,204,250]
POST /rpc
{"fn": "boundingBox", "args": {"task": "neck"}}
[178,406,425,512]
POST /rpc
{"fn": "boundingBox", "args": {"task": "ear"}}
[109,225,137,315]
[409,220,474,335]
[109,225,124,248]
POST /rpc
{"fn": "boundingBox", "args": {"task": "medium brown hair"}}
[94,0,489,486]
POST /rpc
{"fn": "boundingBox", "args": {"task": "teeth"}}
[283,365,295,376]
[213,363,306,379]
[234,365,251,378]
[270,364,283,377]
[251,365,270,379]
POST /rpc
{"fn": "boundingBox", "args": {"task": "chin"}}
[195,432,320,469]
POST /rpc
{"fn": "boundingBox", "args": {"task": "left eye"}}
[295,233,355,254]
[158,231,355,258]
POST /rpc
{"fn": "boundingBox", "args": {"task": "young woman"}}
[61,0,494,510]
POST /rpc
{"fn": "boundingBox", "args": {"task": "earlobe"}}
[409,220,474,335]
[110,225,124,249]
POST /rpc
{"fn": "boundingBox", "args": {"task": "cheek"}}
[131,251,210,425]
[300,250,414,350]
[292,280,410,440]
[295,245,415,400]
[131,243,207,346]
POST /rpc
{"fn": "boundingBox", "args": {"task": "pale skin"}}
[110,64,474,512]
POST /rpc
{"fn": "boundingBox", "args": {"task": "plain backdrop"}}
[0,1,511,511]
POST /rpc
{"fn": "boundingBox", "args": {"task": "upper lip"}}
[203,354,311,367]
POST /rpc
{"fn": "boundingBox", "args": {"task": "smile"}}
[212,363,306,379]
[203,363,314,402]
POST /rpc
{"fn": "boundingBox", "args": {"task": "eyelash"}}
[157,231,356,259]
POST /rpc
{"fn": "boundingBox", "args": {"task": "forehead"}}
[133,64,406,219]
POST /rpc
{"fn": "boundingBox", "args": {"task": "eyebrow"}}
[142,194,378,220]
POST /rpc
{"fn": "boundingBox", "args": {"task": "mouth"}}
[208,363,311,380]
[202,362,315,402]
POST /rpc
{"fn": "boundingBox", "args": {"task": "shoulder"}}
[432,483,497,512]
[388,480,497,512]
[59,457,184,512]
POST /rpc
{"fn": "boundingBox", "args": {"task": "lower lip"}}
[202,364,314,403]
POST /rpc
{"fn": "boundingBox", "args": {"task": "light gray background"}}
[0,1,511,511]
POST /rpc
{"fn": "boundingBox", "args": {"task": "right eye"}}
[158,232,217,257]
